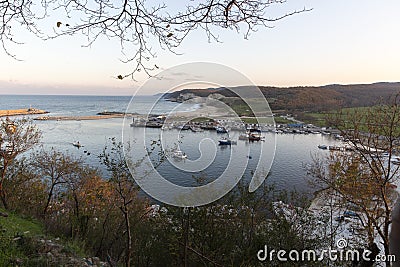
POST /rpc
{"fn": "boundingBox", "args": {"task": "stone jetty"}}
[34,112,137,121]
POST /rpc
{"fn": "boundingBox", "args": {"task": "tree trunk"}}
[123,206,131,267]
[0,161,9,210]
[390,200,400,267]
[43,184,56,216]
[184,208,190,267]
[0,182,7,210]
[383,217,390,266]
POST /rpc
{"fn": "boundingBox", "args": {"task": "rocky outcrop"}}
[14,237,110,267]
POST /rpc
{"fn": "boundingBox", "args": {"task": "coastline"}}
[34,112,137,121]
[34,114,131,121]
[0,108,49,118]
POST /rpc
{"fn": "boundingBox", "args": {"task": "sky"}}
[0,0,400,95]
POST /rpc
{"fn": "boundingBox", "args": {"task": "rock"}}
[15,237,111,267]
[0,211,8,217]
[84,257,93,265]
[92,257,101,265]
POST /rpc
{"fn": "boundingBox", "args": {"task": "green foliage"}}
[0,208,44,266]
[0,208,43,236]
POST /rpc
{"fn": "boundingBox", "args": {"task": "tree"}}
[63,164,109,239]
[310,95,400,266]
[0,117,41,209]
[100,137,149,267]
[29,148,85,216]
[147,178,326,267]
[3,157,47,217]
[0,1,309,76]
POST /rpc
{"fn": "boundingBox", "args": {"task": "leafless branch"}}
[1,1,311,77]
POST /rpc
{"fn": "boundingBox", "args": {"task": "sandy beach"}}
[0,108,49,118]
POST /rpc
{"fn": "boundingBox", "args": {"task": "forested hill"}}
[163,82,400,112]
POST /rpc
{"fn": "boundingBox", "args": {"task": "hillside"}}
[163,82,400,112]
[0,209,108,266]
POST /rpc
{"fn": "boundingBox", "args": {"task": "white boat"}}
[390,156,400,165]
[172,150,187,159]
[216,126,228,133]
[190,126,203,132]
[130,117,136,127]
[72,141,82,148]
[318,145,328,150]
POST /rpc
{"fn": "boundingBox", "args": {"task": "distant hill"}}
[153,93,166,97]
[163,82,400,112]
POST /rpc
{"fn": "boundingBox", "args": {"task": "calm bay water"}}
[0,95,198,116]
[1,95,339,195]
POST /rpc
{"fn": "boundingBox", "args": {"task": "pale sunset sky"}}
[0,0,399,95]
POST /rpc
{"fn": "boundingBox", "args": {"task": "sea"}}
[0,95,340,198]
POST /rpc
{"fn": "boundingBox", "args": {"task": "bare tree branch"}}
[1,1,311,77]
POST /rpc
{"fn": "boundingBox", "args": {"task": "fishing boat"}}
[248,131,261,141]
[245,128,262,141]
[318,145,328,150]
[218,138,237,145]
[248,134,261,141]
[146,122,163,128]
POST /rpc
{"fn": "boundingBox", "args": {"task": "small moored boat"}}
[172,150,187,159]
[218,138,237,146]
[72,141,82,148]
[216,126,228,133]
[248,133,261,141]
[391,156,400,165]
